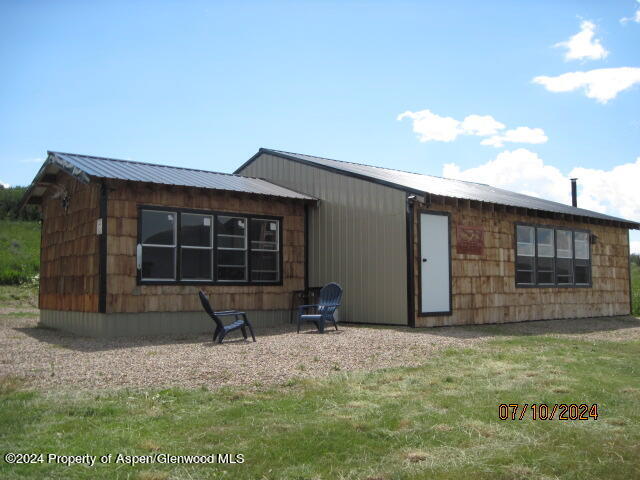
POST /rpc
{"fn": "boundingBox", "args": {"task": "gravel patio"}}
[1,310,639,392]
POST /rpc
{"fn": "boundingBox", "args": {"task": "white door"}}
[420,212,451,314]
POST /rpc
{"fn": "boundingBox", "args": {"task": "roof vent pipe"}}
[570,178,577,208]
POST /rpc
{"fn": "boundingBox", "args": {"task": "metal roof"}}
[22,151,316,204]
[245,148,639,228]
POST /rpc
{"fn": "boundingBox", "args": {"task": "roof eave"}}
[100,177,318,204]
[18,152,93,210]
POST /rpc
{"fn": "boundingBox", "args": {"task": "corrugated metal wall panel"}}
[239,154,408,325]
[40,309,291,337]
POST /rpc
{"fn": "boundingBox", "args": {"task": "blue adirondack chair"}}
[198,291,256,344]
[297,282,343,333]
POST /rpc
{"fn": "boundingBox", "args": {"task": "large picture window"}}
[515,223,591,288]
[139,207,282,284]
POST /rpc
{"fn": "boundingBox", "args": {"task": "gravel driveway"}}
[1,312,639,392]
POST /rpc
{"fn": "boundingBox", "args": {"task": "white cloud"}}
[0,180,9,188]
[533,67,640,103]
[555,20,608,61]
[620,1,640,24]
[397,110,463,142]
[397,110,508,144]
[631,241,640,254]
[570,158,640,221]
[460,115,505,136]
[443,149,569,203]
[480,127,548,148]
[20,158,43,164]
[443,149,640,226]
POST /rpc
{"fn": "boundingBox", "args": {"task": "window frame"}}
[535,227,555,286]
[249,217,281,282]
[515,225,535,286]
[139,209,177,281]
[573,231,591,286]
[216,215,248,282]
[137,205,283,286]
[179,212,214,282]
[514,222,592,289]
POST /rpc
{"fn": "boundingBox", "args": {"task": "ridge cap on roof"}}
[261,148,492,188]
[48,151,266,181]
[258,148,637,226]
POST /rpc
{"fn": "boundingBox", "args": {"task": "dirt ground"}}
[1,310,639,392]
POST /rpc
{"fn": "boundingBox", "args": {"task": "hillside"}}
[0,220,40,285]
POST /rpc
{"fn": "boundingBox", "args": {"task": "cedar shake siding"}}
[413,200,631,327]
[39,173,101,312]
[104,179,305,314]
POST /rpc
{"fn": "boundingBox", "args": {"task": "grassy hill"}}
[0,220,40,285]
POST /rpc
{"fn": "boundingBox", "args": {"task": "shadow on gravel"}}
[374,315,640,340]
[12,322,340,352]
[10,315,639,352]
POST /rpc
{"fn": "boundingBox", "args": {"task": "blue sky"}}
[1,1,639,249]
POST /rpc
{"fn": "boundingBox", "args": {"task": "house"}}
[20,151,315,336]
[21,149,638,336]
[236,149,639,327]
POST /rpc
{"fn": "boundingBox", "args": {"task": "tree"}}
[0,186,41,221]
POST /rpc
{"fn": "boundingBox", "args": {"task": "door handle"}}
[422,258,427,262]
[136,244,142,270]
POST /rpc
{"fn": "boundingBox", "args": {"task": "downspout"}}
[304,203,309,293]
[38,214,44,312]
[98,180,108,314]
[406,195,416,327]
[629,230,634,316]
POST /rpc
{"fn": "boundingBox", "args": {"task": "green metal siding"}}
[239,154,408,325]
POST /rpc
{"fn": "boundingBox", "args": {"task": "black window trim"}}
[137,205,284,286]
[514,222,592,289]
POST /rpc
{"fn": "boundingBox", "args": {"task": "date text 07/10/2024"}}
[499,403,598,421]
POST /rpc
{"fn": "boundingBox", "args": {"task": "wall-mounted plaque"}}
[456,226,484,255]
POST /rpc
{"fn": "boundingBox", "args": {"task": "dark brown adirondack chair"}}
[198,291,256,344]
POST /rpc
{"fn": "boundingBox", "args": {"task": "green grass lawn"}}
[2,332,639,479]
[632,262,640,316]
[0,220,40,285]
[0,284,39,309]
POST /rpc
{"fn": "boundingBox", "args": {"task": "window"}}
[556,230,573,284]
[138,207,281,284]
[536,228,554,285]
[515,224,591,288]
[574,232,590,285]
[180,213,213,281]
[250,218,279,282]
[140,210,176,280]
[216,216,247,281]
[515,225,534,285]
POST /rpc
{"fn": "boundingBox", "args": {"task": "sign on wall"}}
[456,225,484,255]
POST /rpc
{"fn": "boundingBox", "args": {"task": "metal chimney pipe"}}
[570,178,577,207]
